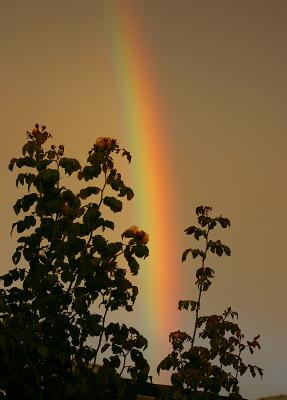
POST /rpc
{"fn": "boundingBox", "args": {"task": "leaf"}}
[47,150,56,160]
[15,216,36,233]
[82,164,101,180]
[101,343,110,353]
[102,219,114,230]
[192,249,200,259]
[78,186,101,199]
[194,228,206,240]
[16,173,36,190]
[8,158,18,171]
[37,168,59,188]
[178,300,198,311]
[218,216,231,228]
[122,149,132,163]
[61,269,73,283]
[12,251,21,265]
[182,248,192,262]
[126,187,134,200]
[59,157,81,175]
[16,156,35,169]
[223,245,231,256]
[134,244,149,259]
[21,193,38,212]
[2,275,13,287]
[184,226,196,235]
[126,256,139,275]
[13,199,22,215]
[103,196,122,213]
[216,245,223,256]
[83,206,101,226]
[36,159,51,171]
[13,193,38,215]
[37,345,49,359]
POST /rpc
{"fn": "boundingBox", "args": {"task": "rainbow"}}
[106,2,181,378]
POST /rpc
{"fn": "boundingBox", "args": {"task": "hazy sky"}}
[1,1,287,398]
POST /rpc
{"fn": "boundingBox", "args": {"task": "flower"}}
[95,137,116,149]
[136,230,149,244]
[125,225,139,234]
[32,123,40,136]
[122,225,149,244]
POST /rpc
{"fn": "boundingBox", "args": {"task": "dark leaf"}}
[103,196,122,213]
[182,248,192,262]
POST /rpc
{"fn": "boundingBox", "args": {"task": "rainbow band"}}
[106,2,180,376]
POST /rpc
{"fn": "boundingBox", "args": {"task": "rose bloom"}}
[123,225,149,244]
[125,225,139,234]
[136,230,149,244]
[95,137,116,149]
[32,127,40,136]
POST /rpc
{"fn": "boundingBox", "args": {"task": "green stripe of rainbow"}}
[106,2,181,372]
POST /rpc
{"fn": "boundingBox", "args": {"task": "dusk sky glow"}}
[1,2,287,398]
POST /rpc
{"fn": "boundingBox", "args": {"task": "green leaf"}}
[102,219,114,230]
[47,150,56,160]
[223,245,231,256]
[62,189,80,208]
[218,216,231,228]
[36,159,51,171]
[78,186,101,199]
[16,156,35,168]
[126,187,134,200]
[61,269,73,283]
[126,255,139,275]
[37,345,49,359]
[82,164,101,180]
[36,168,59,188]
[184,226,196,235]
[103,196,122,213]
[2,275,13,287]
[83,206,101,226]
[13,199,22,215]
[12,251,21,265]
[15,216,36,233]
[194,228,206,240]
[216,246,223,256]
[182,248,192,262]
[101,343,110,353]
[59,157,81,175]
[13,193,38,215]
[16,173,36,190]
[8,158,17,171]
[178,300,198,311]
[134,244,149,259]
[122,149,132,163]
[21,193,38,212]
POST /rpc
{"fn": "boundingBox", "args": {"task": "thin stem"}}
[119,351,129,376]
[93,294,111,367]
[98,170,107,209]
[191,285,203,347]
[191,225,210,348]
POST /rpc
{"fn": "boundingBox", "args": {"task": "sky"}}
[1,1,287,398]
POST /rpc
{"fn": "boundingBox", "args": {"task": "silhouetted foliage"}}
[0,125,150,399]
[158,206,262,399]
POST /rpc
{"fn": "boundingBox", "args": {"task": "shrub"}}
[158,206,263,399]
[0,124,150,399]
